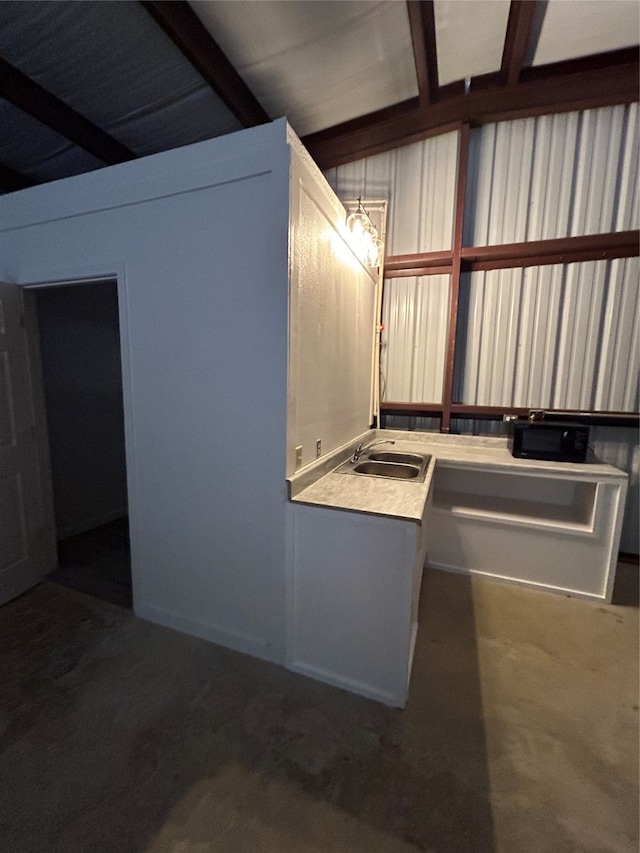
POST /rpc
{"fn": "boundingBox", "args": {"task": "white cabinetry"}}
[428,462,627,600]
[287,498,430,708]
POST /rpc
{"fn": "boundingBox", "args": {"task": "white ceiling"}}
[533,0,640,66]
[434,0,511,86]
[191,1,419,135]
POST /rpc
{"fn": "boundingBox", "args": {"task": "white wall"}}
[35,282,127,538]
[0,121,292,662]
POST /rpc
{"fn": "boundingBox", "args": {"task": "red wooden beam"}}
[383,231,639,277]
[380,402,443,413]
[141,1,269,127]
[380,402,640,426]
[441,123,470,434]
[522,46,639,83]
[499,1,537,87]
[385,265,453,278]
[303,52,638,169]
[385,250,453,272]
[406,1,439,106]
[460,231,640,264]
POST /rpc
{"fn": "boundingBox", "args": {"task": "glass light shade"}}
[365,238,384,268]
[362,223,377,248]
[345,201,381,266]
[346,210,369,239]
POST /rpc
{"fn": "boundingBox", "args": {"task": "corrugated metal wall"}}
[326,132,459,404]
[455,257,639,410]
[380,275,450,402]
[327,104,639,551]
[324,130,459,254]
[464,103,639,245]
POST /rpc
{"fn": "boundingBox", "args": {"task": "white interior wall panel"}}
[381,275,450,403]
[325,131,459,254]
[465,104,639,246]
[458,259,639,412]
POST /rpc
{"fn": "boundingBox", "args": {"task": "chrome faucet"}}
[352,439,395,462]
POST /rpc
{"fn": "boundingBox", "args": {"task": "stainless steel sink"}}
[334,451,431,482]
[353,461,421,479]
[368,451,425,465]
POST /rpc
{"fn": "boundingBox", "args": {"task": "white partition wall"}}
[0,122,292,661]
[287,141,377,474]
[0,119,379,663]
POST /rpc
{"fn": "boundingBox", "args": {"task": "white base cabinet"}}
[286,500,430,707]
[428,463,627,601]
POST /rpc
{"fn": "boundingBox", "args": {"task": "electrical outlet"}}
[295,446,303,470]
[316,439,322,458]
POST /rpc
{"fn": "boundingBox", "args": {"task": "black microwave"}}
[508,421,589,462]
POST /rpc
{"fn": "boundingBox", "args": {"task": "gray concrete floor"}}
[0,566,637,853]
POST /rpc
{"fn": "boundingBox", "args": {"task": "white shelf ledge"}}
[431,490,596,535]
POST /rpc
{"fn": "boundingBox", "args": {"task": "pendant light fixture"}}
[345,198,384,268]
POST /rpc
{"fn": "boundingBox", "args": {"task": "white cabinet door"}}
[0,282,55,605]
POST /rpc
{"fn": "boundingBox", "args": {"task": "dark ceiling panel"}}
[0,1,242,174]
[140,1,270,127]
[0,100,109,185]
[406,1,439,106]
[0,57,137,165]
[0,161,36,193]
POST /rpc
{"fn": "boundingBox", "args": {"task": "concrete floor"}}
[0,567,637,853]
[50,518,132,608]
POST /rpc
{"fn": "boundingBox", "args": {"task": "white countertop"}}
[288,429,627,524]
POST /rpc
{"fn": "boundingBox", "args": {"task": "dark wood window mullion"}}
[440,123,470,433]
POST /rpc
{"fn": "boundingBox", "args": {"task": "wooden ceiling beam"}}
[0,58,136,165]
[140,1,269,127]
[521,45,639,82]
[303,52,639,169]
[406,1,439,106]
[499,0,537,86]
[0,161,37,193]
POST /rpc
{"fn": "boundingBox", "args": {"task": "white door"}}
[0,282,56,605]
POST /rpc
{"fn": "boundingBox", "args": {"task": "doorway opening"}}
[31,280,131,607]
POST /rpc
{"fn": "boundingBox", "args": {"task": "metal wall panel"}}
[383,415,441,433]
[465,103,639,245]
[456,258,639,411]
[381,275,451,403]
[325,130,459,253]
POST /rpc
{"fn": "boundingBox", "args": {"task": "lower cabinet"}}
[286,502,429,707]
[427,463,627,601]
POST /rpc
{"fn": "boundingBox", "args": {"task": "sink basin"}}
[353,461,421,479]
[368,451,426,465]
[334,451,431,482]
